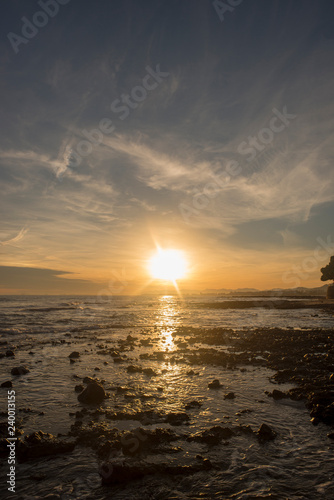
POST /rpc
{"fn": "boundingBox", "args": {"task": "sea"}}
[0,294,334,500]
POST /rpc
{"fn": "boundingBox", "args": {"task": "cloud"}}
[0,227,28,246]
[98,130,334,232]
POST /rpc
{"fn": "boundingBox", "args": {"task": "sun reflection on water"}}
[155,295,181,352]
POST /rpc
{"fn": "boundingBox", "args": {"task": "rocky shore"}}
[1,320,334,495]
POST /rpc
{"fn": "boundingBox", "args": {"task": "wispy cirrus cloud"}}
[0,227,28,246]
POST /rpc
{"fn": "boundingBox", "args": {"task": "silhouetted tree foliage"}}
[320,256,334,282]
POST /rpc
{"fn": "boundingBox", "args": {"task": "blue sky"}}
[1,0,334,293]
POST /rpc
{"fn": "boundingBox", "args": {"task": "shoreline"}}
[194,298,334,310]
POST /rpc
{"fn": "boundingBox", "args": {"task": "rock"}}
[208,379,221,389]
[70,358,75,364]
[235,424,254,435]
[271,389,287,400]
[97,439,114,458]
[322,402,334,425]
[310,404,325,419]
[308,390,334,407]
[165,412,190,426]
[126,365,142,373]
[120,427,178,456]
[327,432,334,439]
[187,425,235,445]
[257,423,277,441]
[78,382,106,404]
[6,350,15,357]
[142,368,157,376]
[11,366,29,376]
[224,392,235,400]
[113,357,123,363]
[17,431,75,462]
[1,381,12,388]
[83,376,97,384]
[110,350,120,357]
[185,400,202,410]
[75,384,84,392]
[69,351,80,359]
[140,339,152,346]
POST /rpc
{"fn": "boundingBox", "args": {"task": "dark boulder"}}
[208,379,221,389]
[185,400,202,410]
[120,427,178,456]
[257,423,277,441]
[165,412,189,426]
[1,381,12,388]
[126,365,142,373]
[224,392,235,400]
[11,366,29,376]
[113,357,123,363]
[83,376,97,384]
[78,382,106,405]
[187,425,235,446]
[142,367,157,376]
[271,389,288,400]
[69,351,80,359]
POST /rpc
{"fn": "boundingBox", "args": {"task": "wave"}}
[22,306,79,313]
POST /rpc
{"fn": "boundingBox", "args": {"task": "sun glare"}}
[148,249,187,281]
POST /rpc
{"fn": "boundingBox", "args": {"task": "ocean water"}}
[0,295,334,499]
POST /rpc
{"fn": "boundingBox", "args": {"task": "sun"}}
[148,249,187,281]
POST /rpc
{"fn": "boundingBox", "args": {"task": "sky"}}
[1,0,334,294]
